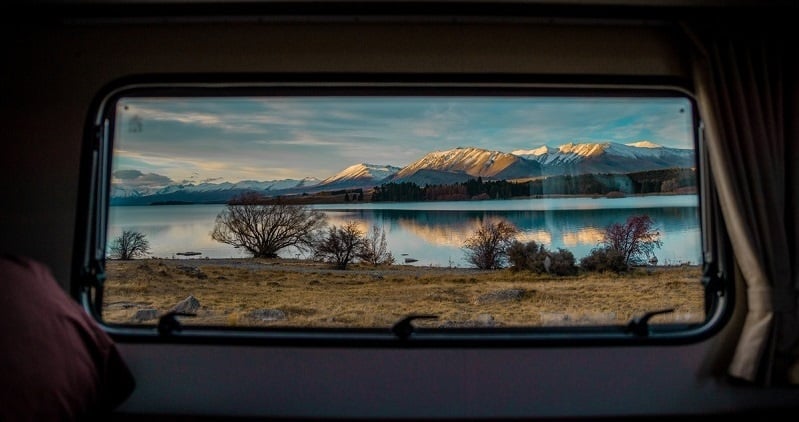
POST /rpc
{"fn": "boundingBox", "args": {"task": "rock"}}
[170,295,200,314]
[476,314,496,326]
[247,309,287,322]
[133,308,159,322]
[475,288,527,305]
[176,265,208,279]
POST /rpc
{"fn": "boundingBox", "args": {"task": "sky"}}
[112,95,695,187]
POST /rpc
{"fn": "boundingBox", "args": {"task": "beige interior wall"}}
[1,19,689,285]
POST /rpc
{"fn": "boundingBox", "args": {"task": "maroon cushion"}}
[0,255,135,420]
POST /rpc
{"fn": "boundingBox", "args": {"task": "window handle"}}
[391,315,438,340]
[157,311,196,336]
[625,308,674,337]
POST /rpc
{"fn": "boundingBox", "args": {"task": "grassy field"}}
[103,258,705,328]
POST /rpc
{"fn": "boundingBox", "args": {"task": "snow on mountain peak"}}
[395,146,523,179]
[511,145,551,156]
[626,141,662,148]
[320,163,401,185]
[558,142,609,157]
[510,141,694,169]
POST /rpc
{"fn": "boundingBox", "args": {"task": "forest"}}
[371,168,696,202]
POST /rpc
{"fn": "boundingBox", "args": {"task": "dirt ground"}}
[102,258,706,329]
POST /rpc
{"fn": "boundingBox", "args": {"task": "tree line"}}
[371,168,696,202]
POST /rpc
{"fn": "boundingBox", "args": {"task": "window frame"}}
[73,73,732,347]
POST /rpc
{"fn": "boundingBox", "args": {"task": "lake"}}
[108,195,701,267]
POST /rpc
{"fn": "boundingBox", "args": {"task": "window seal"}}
[75,73,732,347]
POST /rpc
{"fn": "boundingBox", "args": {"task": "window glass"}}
[102,91,704,331]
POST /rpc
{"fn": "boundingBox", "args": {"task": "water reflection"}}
[321,206,700,267]
[109,198,701,267]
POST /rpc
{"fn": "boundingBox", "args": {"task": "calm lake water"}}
[108,195,701,267]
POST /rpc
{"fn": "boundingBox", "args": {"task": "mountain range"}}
[111,141,694,205]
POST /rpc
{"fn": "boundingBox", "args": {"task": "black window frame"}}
[72,73,732,347]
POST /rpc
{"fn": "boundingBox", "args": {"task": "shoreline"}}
[111,191,698,207]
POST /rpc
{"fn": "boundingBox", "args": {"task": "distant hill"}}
[387,147,543,186]
[512,141,694,176]
[314,163,402,190]
[111,141,693,205]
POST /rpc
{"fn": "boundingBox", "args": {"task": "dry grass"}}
[103,258,705,328]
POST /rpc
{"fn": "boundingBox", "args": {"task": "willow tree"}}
[211,192,327,258]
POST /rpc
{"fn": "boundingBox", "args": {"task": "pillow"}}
[0,255,135,421]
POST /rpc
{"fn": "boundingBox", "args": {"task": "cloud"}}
[113,96,696,183]
[113,169,144,180]
[112,169,174,189]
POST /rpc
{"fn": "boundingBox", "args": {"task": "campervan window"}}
[78,79,726,344]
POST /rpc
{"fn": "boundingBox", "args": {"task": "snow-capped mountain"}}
[111,141,694,205]
[317,163,402,188]
[388,147,542,185]
[110,177,321,205]
[224,178,321,192]
[110,185,155,199]
[512,141,694,175]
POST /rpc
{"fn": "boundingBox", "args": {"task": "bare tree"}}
[359,224,395,266]
[211,192,327,258]
[109,230,151,260]
[601,214,663,267]
[462,220,519,269]
[314,221,366,270]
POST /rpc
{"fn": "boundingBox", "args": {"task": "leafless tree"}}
[314,221,366,270]
[109,230,151,260]
[359,224,395,266]
[601,214,663,267]
[462,220,519,269]
[211,192,327,258]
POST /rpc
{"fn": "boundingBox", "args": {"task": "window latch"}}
[391,315,438,340]
[625,308,674,337]
[157,311,196,336]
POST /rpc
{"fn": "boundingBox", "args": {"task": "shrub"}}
[507,240,543,272]
[579,247,628,273]
[508,241,578,276]
[549,248,578,276]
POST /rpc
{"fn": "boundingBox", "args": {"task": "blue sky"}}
[113,96,694,185]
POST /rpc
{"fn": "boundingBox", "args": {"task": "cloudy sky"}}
[112,95,694,186]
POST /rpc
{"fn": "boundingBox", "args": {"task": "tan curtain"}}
[683,19,798,385]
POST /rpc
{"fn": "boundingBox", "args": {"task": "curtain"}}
[683,18,798,385]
